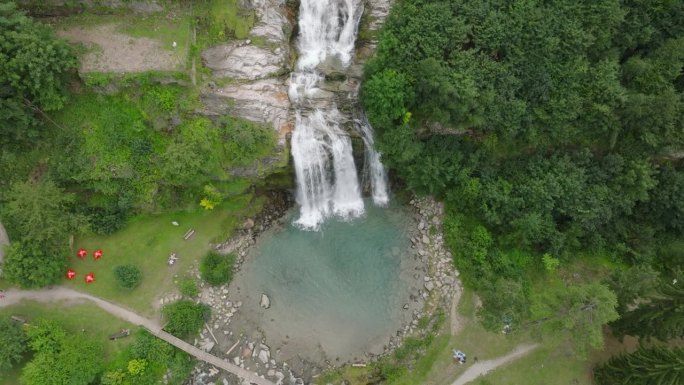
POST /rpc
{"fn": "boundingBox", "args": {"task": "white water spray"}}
[291,0,389,229]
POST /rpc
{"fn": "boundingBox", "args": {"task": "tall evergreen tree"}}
[611,277,684,341]
[594,346,684,385]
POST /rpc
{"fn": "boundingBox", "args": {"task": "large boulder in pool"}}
[260,293,271,309]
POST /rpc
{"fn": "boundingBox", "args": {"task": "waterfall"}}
[355,115,389,206]
[290,0,389,229]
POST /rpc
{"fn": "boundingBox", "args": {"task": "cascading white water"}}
[291,0,389,229]
[355,115,389,206]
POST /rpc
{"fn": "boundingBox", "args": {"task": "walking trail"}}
[448,284,538,385]
[450,283,464,335]
[0,221,9,265]
[0,287,275,385]
[451,343,540,385]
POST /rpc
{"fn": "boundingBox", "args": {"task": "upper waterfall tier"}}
[290,0,388,229]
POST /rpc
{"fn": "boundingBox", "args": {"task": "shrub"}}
[127,359,147,376]
[200,252,235,286]
[162,300,210,339]
[113,264,143,289]
[199,184,222,210]
[0,317,27,374]
[87,206,128,235]
[220,117,276,165]
[178,278,199,298]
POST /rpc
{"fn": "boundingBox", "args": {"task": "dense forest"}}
[362,0,683,378]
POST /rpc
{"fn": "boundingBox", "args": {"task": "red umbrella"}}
[77,248,87,259]
[93,249,103,261]
[85,273,95,284]
[66,269,77,280]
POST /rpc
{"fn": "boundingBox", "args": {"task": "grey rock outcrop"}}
[247,0,290,43]
[199,0,293,138]
[202,42,286,80]
[200,78,290,134]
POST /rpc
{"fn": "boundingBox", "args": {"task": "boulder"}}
[258,349,270,364]
[260,293,271,309]
[200,78,290,135]
[424,281,434,292]
[200,341,215,352]
[242,218,255,230]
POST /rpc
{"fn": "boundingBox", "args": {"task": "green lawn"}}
[0,300,135,385]
[417,291,533,385]
[477,343,591,385]
[63,194,262,316]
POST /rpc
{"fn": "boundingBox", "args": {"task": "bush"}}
[87,206,128,235]
[177,278,199,298]
[220,117,276,165]
[0,317,27,374]
[162,300,210,339]
[200,252,235,286]
[113,265,143,289]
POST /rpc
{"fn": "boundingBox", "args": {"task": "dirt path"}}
[0,221,8,265]
[0,287,275,385]
[451,343,540,385]
[57,24,184,73]
[450,283,464,335]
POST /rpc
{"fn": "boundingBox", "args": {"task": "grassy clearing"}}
[418,291,532,385]
[0,300,134,357]
[195,0,255,44]
[476,344,591,385]
[63,194,263,316]
[0,300,135,385]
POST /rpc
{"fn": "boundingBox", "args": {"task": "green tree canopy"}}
[3,242,66,288]
[113,264,143,289]
[21,320,103,385]
[1,179,85,248]
[594,346,684,385]
[0,317,27,377]
[162,300,210,339]
[611,274,684,341]
[0,1,76,145]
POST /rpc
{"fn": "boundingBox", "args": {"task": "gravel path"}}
[451,343,540,385]
[0,287,275,385]
[0,287,160,329]
[0,221,9,265]
[450,283,464,335]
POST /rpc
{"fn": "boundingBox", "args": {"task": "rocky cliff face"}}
[199,0,294,139]
[199,0,394,142]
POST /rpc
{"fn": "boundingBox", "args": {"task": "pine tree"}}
[611,278,684,341]
[594,346,684,385]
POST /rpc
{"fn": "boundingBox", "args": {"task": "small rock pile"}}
[409,196,459,307]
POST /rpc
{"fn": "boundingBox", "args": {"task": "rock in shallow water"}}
[260,293,271,309]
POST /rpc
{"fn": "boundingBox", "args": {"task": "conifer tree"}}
[594,346,684,385]
[611,278,684,341]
